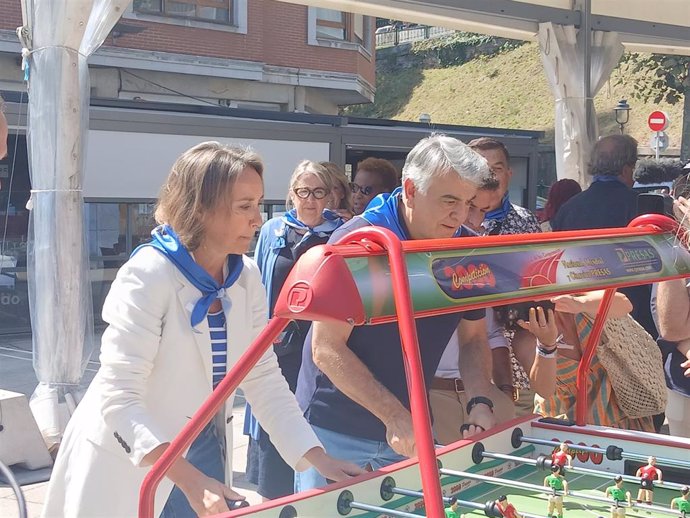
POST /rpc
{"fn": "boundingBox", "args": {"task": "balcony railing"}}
[375,26,455,48]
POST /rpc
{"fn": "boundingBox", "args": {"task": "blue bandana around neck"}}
[484,193,512,221]
[132,224,244,329]
[280,208,342,249]
[359,187,409,240]
[592,174,626,185]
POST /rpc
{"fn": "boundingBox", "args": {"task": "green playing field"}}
[456,464,681,518]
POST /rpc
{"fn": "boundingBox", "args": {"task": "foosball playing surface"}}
[455,461,679,518]
[225,416,690,518]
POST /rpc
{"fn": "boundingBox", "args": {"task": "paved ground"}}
[0,332,261,518]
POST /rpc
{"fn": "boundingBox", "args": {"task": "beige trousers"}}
[429,384,515,445]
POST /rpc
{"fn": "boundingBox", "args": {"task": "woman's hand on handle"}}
[178,474,246,517]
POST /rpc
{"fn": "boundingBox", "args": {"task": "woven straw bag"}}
[596,315,667,419]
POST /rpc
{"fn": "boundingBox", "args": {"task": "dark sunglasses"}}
[350,182,373,196]
[293,187,329,200]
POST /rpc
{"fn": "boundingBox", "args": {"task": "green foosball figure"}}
[544,464,568,518]
[445,497,461,518]
[671,486,690,518]
[605,475,631,518]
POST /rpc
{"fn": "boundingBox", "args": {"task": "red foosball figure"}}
[636,456,663,504]
[496,495,523,518]
[552,443,573,469]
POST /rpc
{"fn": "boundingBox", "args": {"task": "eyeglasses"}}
[293,187,329,200]
[350,182,373,196]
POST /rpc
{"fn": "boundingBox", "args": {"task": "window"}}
[315,8,346,40]
[312,7,371,47]
[133,0,233,25]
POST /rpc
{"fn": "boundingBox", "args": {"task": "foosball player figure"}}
[605,475,631,518]
[544,464,568,518]
[671,486,690,518]
[636,456,662,504]
[445,496,461,518]
[552,443,573,469]
[496,495,523,518]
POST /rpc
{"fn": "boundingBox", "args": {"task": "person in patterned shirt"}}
[465,137,542,415]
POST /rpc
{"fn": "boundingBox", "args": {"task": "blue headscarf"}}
[484,192,512,221]
[132,225,244,329]
[359,187,409,240]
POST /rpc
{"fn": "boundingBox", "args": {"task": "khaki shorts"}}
[548,495,563,505]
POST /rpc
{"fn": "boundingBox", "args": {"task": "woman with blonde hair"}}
[42,144,361,518]
[245,160,346,499]
[320,161,354,220]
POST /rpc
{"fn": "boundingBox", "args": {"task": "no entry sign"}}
[648,111,669,132]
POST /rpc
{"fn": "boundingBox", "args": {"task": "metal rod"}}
[344,227,446,518]
[440,468,680,516]
[482,451,688,491]
[577,287,615,425]
[390,486,480,509]
[519,436,690,470]
[138,317,290,518]
[349,501,433,518]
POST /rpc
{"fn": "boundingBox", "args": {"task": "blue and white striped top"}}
[207,310,227,389]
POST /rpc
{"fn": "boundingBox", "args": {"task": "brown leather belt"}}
[430,377,465,392]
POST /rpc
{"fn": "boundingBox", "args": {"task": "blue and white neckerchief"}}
[277,208,342,250]
[132,225,243,328]
[484,193,512,221]
[359,187,409,240]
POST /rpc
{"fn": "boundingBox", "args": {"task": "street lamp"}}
[614,99,631,134]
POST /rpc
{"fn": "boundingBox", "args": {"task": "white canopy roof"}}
[281,0,690,55]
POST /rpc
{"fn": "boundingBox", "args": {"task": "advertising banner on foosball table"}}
[345,233,690,322]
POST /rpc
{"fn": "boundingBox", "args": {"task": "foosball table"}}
[139,214,690,518]
[229,415,690,518]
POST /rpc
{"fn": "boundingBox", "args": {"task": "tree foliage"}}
[618,54,690,104]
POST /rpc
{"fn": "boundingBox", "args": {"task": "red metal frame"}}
[138,214,688,518]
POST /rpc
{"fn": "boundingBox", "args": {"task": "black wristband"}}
[466,396,494,415]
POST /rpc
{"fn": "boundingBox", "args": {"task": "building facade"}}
[0,0,375,112]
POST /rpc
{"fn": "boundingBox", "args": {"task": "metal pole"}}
[576,287,615,425]
[138,317,290,518]
[656,130,661,160]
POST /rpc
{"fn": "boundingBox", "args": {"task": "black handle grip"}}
[225,498,250,510]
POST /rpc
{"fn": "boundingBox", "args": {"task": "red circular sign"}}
[648,111,669,132]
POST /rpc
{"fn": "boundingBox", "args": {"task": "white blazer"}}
[41,247,321,518]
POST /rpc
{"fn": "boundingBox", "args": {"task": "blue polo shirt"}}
[295,216,485,442]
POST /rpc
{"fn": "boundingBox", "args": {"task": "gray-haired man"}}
[295,134,498,491]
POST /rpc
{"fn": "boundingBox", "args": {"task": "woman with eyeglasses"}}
[244,160,346,500]
[351,157,399,214]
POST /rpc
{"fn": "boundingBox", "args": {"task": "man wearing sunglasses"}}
[295,134,498,491]
[350,157,399,214]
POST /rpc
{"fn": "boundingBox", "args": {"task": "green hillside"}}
[347,42,685,149]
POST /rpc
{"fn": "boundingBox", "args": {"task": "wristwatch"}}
[466,396,494,415]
